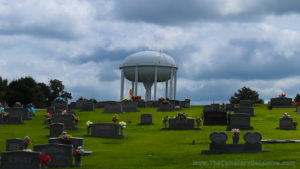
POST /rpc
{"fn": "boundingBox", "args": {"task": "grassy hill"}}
[0,104,299,169]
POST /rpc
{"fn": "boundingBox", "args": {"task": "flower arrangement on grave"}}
[54,97,65,102]
[231,128,241,136]
[60,131,72,144]
[3,112,8,122]
[282,113,291,119]
[175,112,187,120]
[196,117,202,128]
[131,96,141,101]
[0,106,4,114]
[162,116,168,128]
[73,146,84,156]
[279,93,286,97]
[62,108,67,115]
[24,136,31,149]
[27,104,35,115]
[231,128,241,144]
[294,102,300,107]
[39,152,51,167]
[86,121,93,135]
[112,114,119,123]
[119,121,126,136]
[174,105,181,110]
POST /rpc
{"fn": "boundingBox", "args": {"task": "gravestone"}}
[167,118,197,130]
[226,104,234,111]
[80,102,94,111]
[145,101,154,107]
[51,114,77,130]
[152,101,160,107]
[137,100,146,108]
[227,113,253,130]
[270,97,294,108]
[34,144,73,167]
[49,123,64,137]
[0,110,23,124]
[234,107,254,116]
[139,114,153,125]
[13,102,23,108]
[239,100,253,107]
[158,102,174,112]
[69,102,77,110]
[49,137,83,150]
[203,111,227,125]
[90,123,124,138]
[277,118,297,130]
[53,102,68,111]
[103,102,123,113]
[183,99,190,108]
[5,107,31,120]
[211,104,220,111]
[122,101,138,112]
[1,151,41,169]
[6,138,24,151]
[203,105,212,112]
[202,132,264,154]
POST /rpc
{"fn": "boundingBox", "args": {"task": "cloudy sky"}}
[1,0,300,104]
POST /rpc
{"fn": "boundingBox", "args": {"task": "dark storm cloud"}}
[113,0,300,24]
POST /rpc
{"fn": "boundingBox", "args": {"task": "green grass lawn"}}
[1,104,300,169]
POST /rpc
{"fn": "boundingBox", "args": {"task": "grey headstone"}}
[210,132,228,144]
[1,109,23,124]
[279,118,297,130]
[80,102,94,111]
[140,114,152,125]
[244,132,262,144]
[203,105,212,112]
[239,100,253,107]
[203,111,227,126]
[227,113,253,130]
[270,97,294,108]
[49,137,83,150]
[1,151,41,169]
[103,102,123,113]
[158,102,174,112]
[6,138,24,151]
[5,108,31,120]
[51,114,77,130]
[168,118,195,130]
[211,104,220,111]
[50,123,64,137]
[122,101,138,112]
[234,107,254,116]
[226,104,234,111]
[34,143,73,167]
[90,123,123,138]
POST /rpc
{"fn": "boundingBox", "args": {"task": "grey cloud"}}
[113,0,300,24]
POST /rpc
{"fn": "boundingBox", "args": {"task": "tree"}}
[230,86,264,104]
[0,76,8,102]
[48,79,72,103]
[294,94,300,102]
[37,82,51,106]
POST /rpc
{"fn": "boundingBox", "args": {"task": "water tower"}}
[120,51,178,101]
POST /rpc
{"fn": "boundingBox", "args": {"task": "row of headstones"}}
[0,107,33,124]
[47,114,78,131]
[203,100,254,115]
[202,132,265,154]
[269,96,294,109]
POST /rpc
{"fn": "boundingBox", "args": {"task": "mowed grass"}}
[0,104,300,169]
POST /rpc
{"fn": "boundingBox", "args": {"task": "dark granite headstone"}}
[211,104,220,111]
[210,132,228,144]
[80,102,94,111]
[183,99,191,108]
[69,102,77,110]
[226,104,234,111]
[145,101,154,107]
[278,118,297,130]
[50,123,64,137]
[5,108,31,120]
[234,107,254,116]
[1,109,23,124]
[203,111,227,125]
[34,143,73,167]
[243,132,263,152]
[13,103,23,108]
[51,114,77,130]
[53,102,68,111]
[168,118,196,130]
[122,101,138,112]
[158,102,174,112]
[1,151,41,169]
[49,137,83,150]
[137,100,146,108]
[6,138,24,151]
[227,113,253,130]
[239,100,253,107]
[139,114,153,125]
[270,97,294,108]
[90,123,124,138]
[103,102,123,113]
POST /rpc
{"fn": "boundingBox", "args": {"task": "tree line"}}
[0,76,71,108]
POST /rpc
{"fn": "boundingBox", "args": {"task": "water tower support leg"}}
[170,68,174,100]
[165,80,168,98]
[174,69,177,100]
[135,66,138,96]
[132,81,134,97]
[120,70,125,101]
[154,66,157,101]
